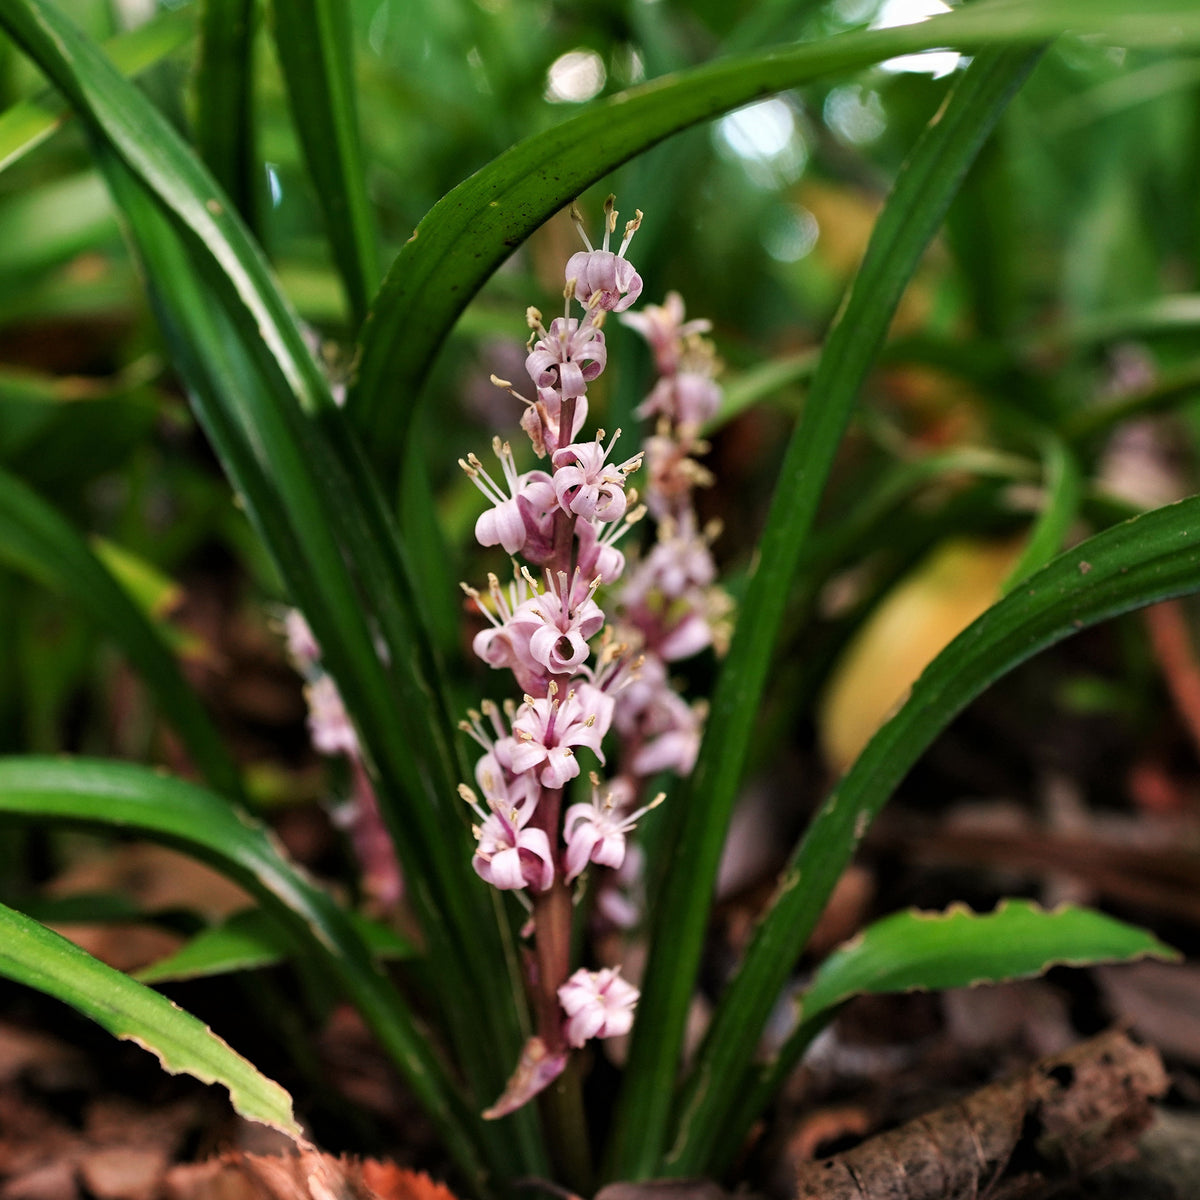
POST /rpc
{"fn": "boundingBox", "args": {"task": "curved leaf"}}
[0,757,491,1189]
[666,493,1200,1175]
[94,149,544,1178]
[799,900,1176,1028]
[0,0,332,417]
[0,467,239,796]
[710,900,1177,1177]
[348,0,1200,477]
[606,46,1043,1181]
[0,898,298,1135]
[270,0,377,326]
[135,906,415,984]
[1001,432,1082,593]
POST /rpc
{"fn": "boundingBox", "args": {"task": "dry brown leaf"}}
[791,1029,1167,1200]
[163,1151,462,1200]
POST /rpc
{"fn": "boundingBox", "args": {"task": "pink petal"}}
[482,1038,568,1120]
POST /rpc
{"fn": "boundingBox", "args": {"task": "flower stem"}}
[531,787,593,1189]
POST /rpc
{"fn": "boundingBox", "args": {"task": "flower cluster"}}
[283,611,402,910]
[586,294,733,928]
[458,200,728,1119]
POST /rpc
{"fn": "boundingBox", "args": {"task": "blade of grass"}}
[0,466,240,797]
[0,897,299,1136]
[347,0,1200,483]
[270,0,377,328]
[666,491,1200,1175]
[605,47,1044,1181]
[194,0,262,235]
[0,756,492,1189]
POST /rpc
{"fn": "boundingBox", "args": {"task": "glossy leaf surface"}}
[799,900,1176,1028]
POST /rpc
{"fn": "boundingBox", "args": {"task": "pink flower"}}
[552,431,643,523]
[657,602,716,661]
[574,506,645,585]
[460,745,552,893]
[525,316,607,400]
[567,199,643,313]
[460,438,557,555]
[464,572,548,695]
[631,690,702,776]
[639,519,717,597]
[563,778,663,882]
[636,371,721,428]
[620,291,711,376]
[482,1036,568,1120]
[284,609,320,672]
[306,674,358,758]
[558,967,639,1047]
[567,250,643,314]
[472,801,555,892]
[504,569,605,678]
[509,681,613,788]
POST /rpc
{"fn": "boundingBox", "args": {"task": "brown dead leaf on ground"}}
[163,1151,461,1200]
[790,1029,1166,1199]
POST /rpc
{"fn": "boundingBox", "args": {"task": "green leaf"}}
[708,901,1179,1177]
[0,4,194,174]
[667,492,1200,1176]
[0,756,493,1190]
[606,47,1044,1182]
[799,900,1176,1028]
[1001,433,1082,593]
[92,150,544,1177]
[135,906,416,984]
[347,0,1200,480]
[0,898,299,1136]
[0,467,239,796]
[194,0,262,234]
[0,0,333,419]
[270,0,377,327]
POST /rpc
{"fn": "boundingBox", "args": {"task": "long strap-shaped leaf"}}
[96,151,545,1175]
[0,0,536,1154]
[0,467,240,797]
[666,491,1200,1175]
[0,0,331,417]
[604,47,1042,1180]
[195,0,262,234]
[0,756,492,1191]
[0,896,299,1136]
[347,0,1200,481]
[270,0,378,327]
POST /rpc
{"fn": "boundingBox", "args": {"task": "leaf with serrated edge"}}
[798,899,1178,1028]
[0,900,298,1135]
